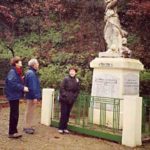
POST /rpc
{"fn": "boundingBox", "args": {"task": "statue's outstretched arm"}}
[106,0,118,9]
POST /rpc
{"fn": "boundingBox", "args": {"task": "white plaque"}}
[92,74,119,98]
[123,74,139,95]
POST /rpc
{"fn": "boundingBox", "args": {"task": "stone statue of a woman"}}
[99,0,131,57]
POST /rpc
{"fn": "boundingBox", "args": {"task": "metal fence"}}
[51,94,122,142]
[142,96,150,139]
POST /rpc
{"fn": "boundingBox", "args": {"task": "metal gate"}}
[51,94,122,143]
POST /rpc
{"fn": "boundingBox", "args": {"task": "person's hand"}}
[24,86,29,92]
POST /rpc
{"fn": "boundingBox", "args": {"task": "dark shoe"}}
[23,128,34,134]
[9,133,22,138]
[31,128,35,132]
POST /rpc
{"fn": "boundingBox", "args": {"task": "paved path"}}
[0,103,150,150]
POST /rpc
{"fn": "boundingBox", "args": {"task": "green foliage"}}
[23,32,40,45]
[0,40,5,52]
[140,80,150,96]
[49,13,58,22]
[0,40,12,58]
[127,34,140,46]
[39,61,92,92]
[118,0,128,11]
[0,32,38,59]
[42,28,62,47]
[18,16,39,33]
[140,70,150,81]
[62,21,80,33]
[77,68,92,92]
[140,70,150,95]
[39,65,66,88]
[51,51,74,65]
[13,40,36,58]
[38,48,94,91]
[0,27,63,59]
[50,50,96,66]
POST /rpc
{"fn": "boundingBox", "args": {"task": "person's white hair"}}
[28,59,38,67]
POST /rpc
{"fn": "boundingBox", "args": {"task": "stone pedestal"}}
[90,57,144,147]
[90,58,143,98]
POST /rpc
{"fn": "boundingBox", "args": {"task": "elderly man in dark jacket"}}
[23,58,41,134]
[5,56,29,138]
[58,67,80,134]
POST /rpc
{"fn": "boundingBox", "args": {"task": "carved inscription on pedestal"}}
[93,74,119,98]
[123,74,139,95]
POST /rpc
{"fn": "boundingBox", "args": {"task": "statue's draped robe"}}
[104,11,122,51]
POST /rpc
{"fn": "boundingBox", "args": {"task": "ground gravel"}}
[0,103,150,150]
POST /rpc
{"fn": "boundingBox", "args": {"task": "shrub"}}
[39,62,93,93]
[140,70,150,96]
[39,65,65,88]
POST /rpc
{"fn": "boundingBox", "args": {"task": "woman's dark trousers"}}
[59,102,73,130]
[9,100,19,135]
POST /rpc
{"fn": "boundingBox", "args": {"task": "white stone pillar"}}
[122,96,142,147]
[41,88,55,126]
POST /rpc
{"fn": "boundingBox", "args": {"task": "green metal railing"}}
[142,96,150,138]
[51,93,122,142]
